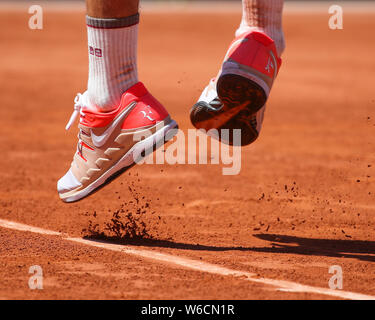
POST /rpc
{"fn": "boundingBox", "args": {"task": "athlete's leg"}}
[87,0,139,18]
[190,0,285,146]
[237,0,285,57]
[86,0,140,111]
[57,0,178,202]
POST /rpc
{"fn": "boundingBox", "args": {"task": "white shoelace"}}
[65,92,89,130]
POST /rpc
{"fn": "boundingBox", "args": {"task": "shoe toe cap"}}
[57,169,82,194]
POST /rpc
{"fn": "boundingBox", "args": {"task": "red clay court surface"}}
[0,3,374,299]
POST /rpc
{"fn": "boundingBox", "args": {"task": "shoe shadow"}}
[83,235,251,252]
[252,234,375,263]
[83,233,375,262]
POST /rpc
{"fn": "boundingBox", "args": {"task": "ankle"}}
[238,0,285,57]
[86,14,139,112]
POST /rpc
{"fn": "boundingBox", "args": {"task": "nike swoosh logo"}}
[91,101,137,148]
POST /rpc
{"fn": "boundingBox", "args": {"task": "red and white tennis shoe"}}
[190,31,281,146]
[57,82,177,202]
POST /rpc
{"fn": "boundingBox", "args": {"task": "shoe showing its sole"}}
[190,31,281,146]
[190,75,266,146]
[60,120,178,203]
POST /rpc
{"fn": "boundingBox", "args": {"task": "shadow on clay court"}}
[84,236,253,252]
[252,234,375,263]
[84,233,375,263]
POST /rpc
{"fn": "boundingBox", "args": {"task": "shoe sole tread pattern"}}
[190,74,266,146]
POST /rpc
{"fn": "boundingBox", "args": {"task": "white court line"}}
[0,218,374,300]
[0,219,60,236]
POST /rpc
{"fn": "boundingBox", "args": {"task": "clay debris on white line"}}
[0,218,374,300]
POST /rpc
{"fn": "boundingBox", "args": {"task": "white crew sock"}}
[86,14,139,112]
[236,0,285,57]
